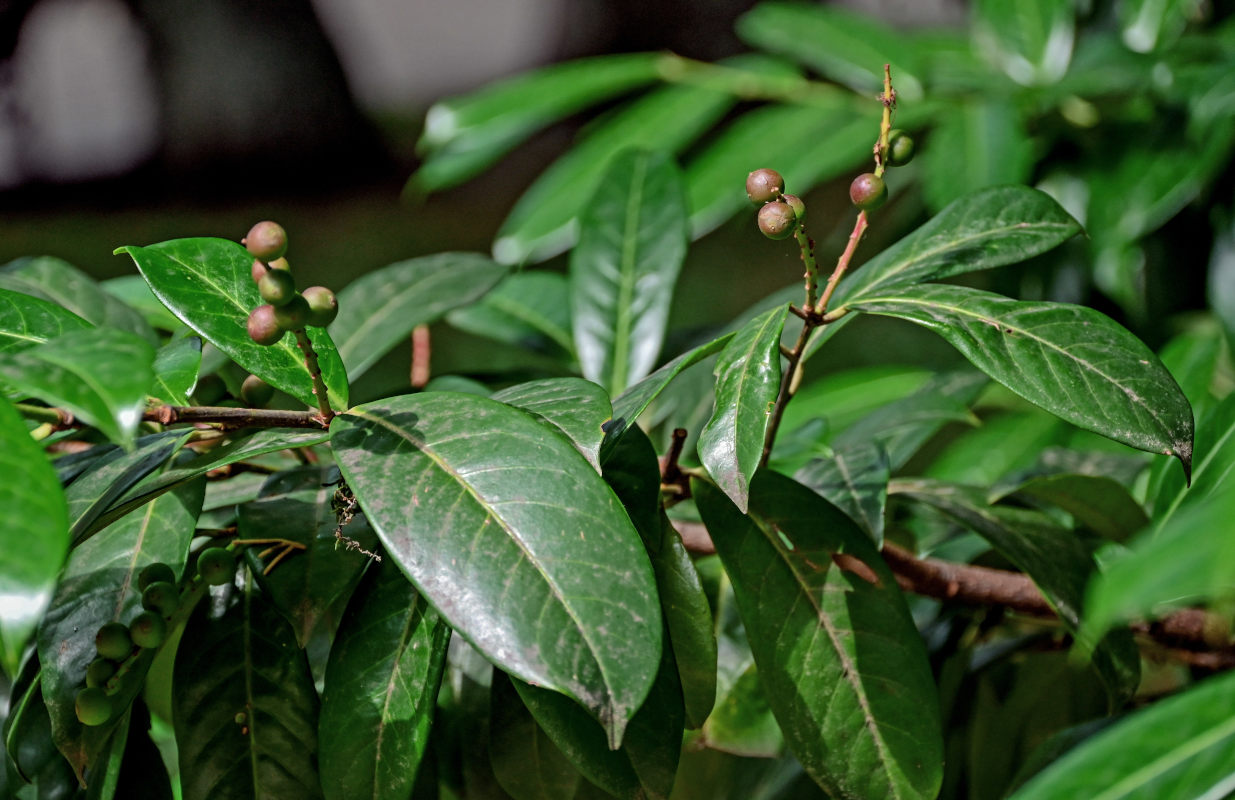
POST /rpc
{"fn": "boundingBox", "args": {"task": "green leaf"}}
[38,482,203,779]
[654,515,717,730]
[101,274,184,333]
[330,392,661,746]
[1118,0,1195,52]
[920,101,1035,213]
[446,270,574,357]
[4,655,57,780]
[972,0,1075,85]
[115,238,348,411]
[150,336,202,407]
[330,252,510,381]
[1153,393,1235,527]
[736,2,925,99]
[701,663,783,758]
[694,472,943,799]
[174,577,322,800]
[488,671,582,800]
[848,284,1194,475]
[995,474,1149,541]
[571,149,689,396]
[319,556,451,800]
[924,410,1065,487]
[599,423,663,550]
[0,329,155,448]
[778,365,932,439]
[492,378,612,473]
[699,305,789,512]
[0,286,92,354]
[0,396,69,677]
[795,443,891,545]
[1009,670,1235,799]
[0,256,156,345]
[413,53,666,193]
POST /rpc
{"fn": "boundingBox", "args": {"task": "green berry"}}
[273,294,310,331]
[849,173,888,211]
[191,374,227,406]
[85,658,117,688]
[887,129,915,166]
[141,581,179,617]
[757,201,797,240]
[745,168,784,204]
[198,547,236,586]
[268,256,291,271]
[240,375,275,407]
[244,221,288,261]
[95,622,132,661]
[247,305,284,346]
[137,562,175,592]
[258,269,297,307]
[301,286,338,328]
[130,611,167,649]
[75,687,111,727]
[781,193,806,222]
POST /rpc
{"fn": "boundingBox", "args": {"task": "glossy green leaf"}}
[0,329,154,448]
[38,481,203,779]
[174,577,322,800]
[492,378,612,473]
[446,270,574,357]
[493,55,790,264]
[795,443,891,545]
[893,479,1140,704]
[319,556,451,800]
[570,149,688,396]
[0,396,69,677]
[1153,393,1235,527]
[996,474,1149,541]
[101,274,184,333]
[699,305,789,513]
[413,53,665,193]
[599,423,662,550]
[1009,669,1235,799]
[972,0,1074,85]
[330,252,509,381]
[778,365,932,439]
[701,663,783,758]
[489,671,582,800]
[150,336,202,407]
[4,655,57,780]
[330,392,661,746]
[655,516,717,730]
[694,472,943,799]
[924,410,1065,487]
[848,284,1194,475]
[736,2,924,98]
[920,100,1035,213]
[0,286,93,354]
[0,256,156,345]
[115,238,348,410]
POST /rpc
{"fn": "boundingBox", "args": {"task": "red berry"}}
[849,173,888,211]
[746,169,784,204]
[244,221,288,261]
[757,201,798,240]
[301,286,338,328]
[247,305,283,346]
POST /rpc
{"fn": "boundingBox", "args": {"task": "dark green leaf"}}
[0,396,68,677]
[599,423,663,550]
[795,443,891,545]
[571,149,688,396]
[492,378,612,472]
[701,663,783,758]
[101,274,184,332]
[446,270,574,357]
[699,306,788,513]
[995,474,1149,541]
[82,706,130,800]
[0,329,154,448]
[924,410,1065,487]
[920,101,1035,213]
[115,238,348,410]
[0,256,156,345]
[848,284,1194,475]
[778,365,931,439]
[331,392,661,745]
[331,252,510,381]
[1157,321,1225,418]
[319,556,451,800]
[972,0,1074,85]
[150,336,202,407]
[0,286,92,354]
[489,671,582,800]
[1009,670,1235,799]
[1153,393,1235,527]
[413,53,665,193]
[694,472,943,799]
[3,655,57,780]
[655,516,717,730]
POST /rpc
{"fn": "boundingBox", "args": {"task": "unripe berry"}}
[757,201,797,240]
[258,269,297,307]
[191,374,227,406]
[130,611,167,649]
[746,168,784,204]
[138,562,175,592]
[247,305,284,346]
[75,687,111,727]
[301,286,338,328]
[198,547,236,586]
[141,581,179,617]
[85,658,117,688]
[95,622,132,661]
[887,129,915,166]
[273,294,310,331]
[244,221,288,261]
[849,173,888,211]
[781,194,806,221]
[251,256,291,283]
[240,374,275,407]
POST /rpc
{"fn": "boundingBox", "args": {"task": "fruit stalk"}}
[293,329,335,424]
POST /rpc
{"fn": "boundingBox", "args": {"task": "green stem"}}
[293,329,335,424]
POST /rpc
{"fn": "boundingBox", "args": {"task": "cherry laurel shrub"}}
[1,68,1233,800]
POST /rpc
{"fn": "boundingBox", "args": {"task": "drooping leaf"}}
[0,396,69,677]
[571,149,689,397]
[174,577,322,800]
[848,284,1194,475]
[330,392,661,746]
[0,286,93,354]
[446,270,574,357]
[699,305,789,512]
[319,556,451,800]
[150,336,202,407]
[694,472,944,799]
[0,256,156,344]
[488,671,582,800]
[492,377,612,473]
[994,474,1149,541]
[972,0,1075,85]
[0,329,155,448]
[795,443,891,545]
[115,238,348,410]
[330,252,510,381]
[655,515,717,730]
[920,101,1035,213]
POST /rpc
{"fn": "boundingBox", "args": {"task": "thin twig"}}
[293,328,335,424]
[410,324,432,389]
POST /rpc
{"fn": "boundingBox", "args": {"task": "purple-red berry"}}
[301,286,338,328]
[244,221,288,261]
[757,201,798,240]
[258,269,297,307]
[746,168,785,205]
[247,305,284,346]
[849,173,888,211]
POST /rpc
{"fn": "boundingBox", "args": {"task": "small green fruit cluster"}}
[243,221,339,348]
[746,168,806,241]
[197,547,236,586]
[848,129,915,212]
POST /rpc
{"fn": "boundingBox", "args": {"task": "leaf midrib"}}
[608,153,649,397]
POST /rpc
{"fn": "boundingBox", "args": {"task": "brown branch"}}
[410,324,432,389]
[150,404,327,429]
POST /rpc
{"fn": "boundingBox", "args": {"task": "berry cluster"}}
[746,168,806,241]
[74,548,237,726]
[243,221,339,348]
[848,128,915,212]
